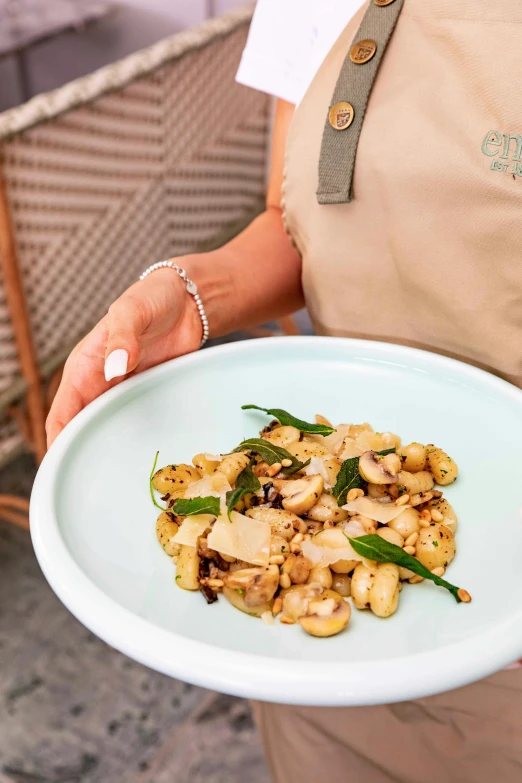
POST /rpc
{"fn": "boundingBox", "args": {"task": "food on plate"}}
[150,405,471,639]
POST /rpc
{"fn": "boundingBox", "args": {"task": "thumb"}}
[104,296,145,381]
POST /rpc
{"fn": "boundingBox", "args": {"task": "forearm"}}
[183,206,303,338]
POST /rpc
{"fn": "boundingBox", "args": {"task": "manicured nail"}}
[104,349,128,382]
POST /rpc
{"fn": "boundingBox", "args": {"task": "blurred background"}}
[0,2,311,780]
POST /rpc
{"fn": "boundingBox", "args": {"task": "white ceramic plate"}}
[30,337,522,706]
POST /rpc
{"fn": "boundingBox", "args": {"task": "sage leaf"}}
[332,448,397,506]
[347,534,469,604]
[332,457,364,505]
[149,451,165,511]
[171,496,221,517]
[242,404,335,435]
[233,437,309,475]
[226,460,260,519]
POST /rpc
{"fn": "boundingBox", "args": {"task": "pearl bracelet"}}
[139,261,209,347]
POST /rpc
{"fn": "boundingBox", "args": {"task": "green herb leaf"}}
[233,438,309,475]
[226,460,261,519]
[242,404,335,435]
[149,451,165,511]
[332,457,364,505]
[346,534,467,603]
[171,496,221,517]
[175,575,182,580]
[332,448,397,506]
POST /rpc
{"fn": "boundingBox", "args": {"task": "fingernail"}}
[104,349,128,382]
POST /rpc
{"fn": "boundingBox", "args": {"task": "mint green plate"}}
[30,337,522,705]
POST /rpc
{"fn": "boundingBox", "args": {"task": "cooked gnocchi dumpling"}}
[149,407,466,640]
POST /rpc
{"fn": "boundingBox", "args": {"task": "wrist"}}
[181,252,236,338]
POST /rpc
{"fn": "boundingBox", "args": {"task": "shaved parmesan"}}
[355,431,387,453]
[204,453,222,462]
[343,496,409,523]
[302,456,333,488]
[172,515,215,546]
[338,438,363,460]
[322,424,352,456]
[301,528,365,568]
[207,511,271,567]
[184,473,231,501]
[341,518,368,538]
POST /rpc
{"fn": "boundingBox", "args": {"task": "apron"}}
[255,3,522,781]
[282,0,522,388]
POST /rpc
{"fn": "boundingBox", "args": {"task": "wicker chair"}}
[0,4,296,528]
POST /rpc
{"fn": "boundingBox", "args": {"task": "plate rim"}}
[30,336,522,706]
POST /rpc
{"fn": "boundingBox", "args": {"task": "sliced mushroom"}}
[280,582,324,622]
[224,565,279,607]
[222,586,273,617]
[280,474,324,515]
[299,590,351,637]
[358,451,401,485]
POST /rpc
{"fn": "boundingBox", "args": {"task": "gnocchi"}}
[150,408,464,638]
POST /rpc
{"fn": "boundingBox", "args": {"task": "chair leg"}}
[0,495,30,529]
[278,316,300,336]
[0,150,47,465]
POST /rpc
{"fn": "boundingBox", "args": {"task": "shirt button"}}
[350,39,377,65]
[328,102,355,131]
[374,0,396,6]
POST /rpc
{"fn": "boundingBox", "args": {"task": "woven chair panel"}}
[0,19,269,407]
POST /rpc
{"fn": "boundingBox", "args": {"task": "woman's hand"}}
[46,267,202,446]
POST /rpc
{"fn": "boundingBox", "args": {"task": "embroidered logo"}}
[482,131,522,176]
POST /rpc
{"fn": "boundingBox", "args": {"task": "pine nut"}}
[403,545,416,555]
[290,543,302,554]
[291,533,304,545]
[279,573,291,589]
[458,588,472,603]
[267,462,282,477]
[404,532,418,547]
[408,575,424,584]
[281,554,297,574]
[272,596,283,615]
[431,509,444,523]
[279,615,295,624]
[420,509,432,522]
[419,518,431,528]
[347,488,359,502]
[269,555,285,565]
[281,458,293,468]
[355,488,365,498]
[431,566,445,577]
[207,578,224,589]
[395,494,410,506]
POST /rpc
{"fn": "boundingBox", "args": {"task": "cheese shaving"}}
[343,496,409,523]
[207,511,271,567]
[172,515,215,546]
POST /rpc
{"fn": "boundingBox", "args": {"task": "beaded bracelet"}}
[139,261,209,347]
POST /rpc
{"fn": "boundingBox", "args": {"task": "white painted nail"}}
[104,349,128,382]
